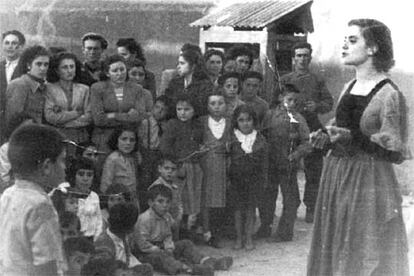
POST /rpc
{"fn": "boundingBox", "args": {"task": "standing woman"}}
[116,38,156,98]
[307,19,410,276]
[90,54,147,153]
[45,52,92,146]
[204,49,224,86]
[165,49,213,118]
[6,45,50,124]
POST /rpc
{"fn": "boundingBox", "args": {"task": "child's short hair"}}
[108,202,139,234]
[157,154,179,167]
[64,237,95,258]
[8,124,65,176]
[81,258,117,276]
[241,71,263,82]
[175,93,196,109]
[155,95,169,107]
[207,89,225,100]
[75,141,98,158]
[101,183,131,209]
[217,71,242,87]
[147,184,173,201]
[66,157,95,187]
[107,125,140,152]
[232,104,258,130]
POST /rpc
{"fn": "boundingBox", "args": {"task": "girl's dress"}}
[77,190,103,240]
[200,116,231,208]
[228,130,268,210]
[307,79,410,276]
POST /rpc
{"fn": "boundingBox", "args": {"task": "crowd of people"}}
[0,17,410,276]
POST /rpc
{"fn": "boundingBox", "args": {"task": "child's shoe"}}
[203,256,233,271]
[190,264,214,276]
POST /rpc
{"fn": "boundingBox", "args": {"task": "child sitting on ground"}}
[94,202,153,275]
[135,185,233,275]
[147,154,183,240]
[67,157,103,240]
[64,237,95,276]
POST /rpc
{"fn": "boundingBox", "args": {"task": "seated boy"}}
[0,124,67,275]
[135,185,233,275]
[64,237,95,276]
[148,154,183,238]
[94,202,153,276]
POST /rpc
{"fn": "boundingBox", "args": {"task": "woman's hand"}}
[310,129,330,149]
[326,126,351,143]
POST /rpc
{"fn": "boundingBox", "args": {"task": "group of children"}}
[0,69,313,276]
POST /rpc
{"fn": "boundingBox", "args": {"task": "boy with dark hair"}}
[64,237,95,276]
[135,185,233,275]
[225,45,254,74]
[257,83,312,240]
[240,71,269,125]
[94,202,153,275]
[0,124,67,275]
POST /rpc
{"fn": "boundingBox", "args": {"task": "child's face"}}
[207,95,226,119]
[82,146,98,163]
[242,78,261,100]
[65,197,79,213]
[237,112,254,135]
[223,77,239,98]
[117,130,136,154]
[176,101,194,122]
[75,169,94,193]
[149,194,171,217]
[281,92,298,112]
[128,66,146,85]
[68,251,91,275]
[158,160,177,182]
[107,194,126,210]
[152,100,167,121]
[61,218,80,240]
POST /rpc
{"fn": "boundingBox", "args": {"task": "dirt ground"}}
[154,171,414,276]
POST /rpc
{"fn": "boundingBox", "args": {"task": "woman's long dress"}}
[307,79,410,276]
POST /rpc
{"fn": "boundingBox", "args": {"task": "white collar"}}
[234,129,257,153]
[208,116,226,139]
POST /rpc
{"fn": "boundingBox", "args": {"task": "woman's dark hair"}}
[66,157,95,187]
[180,49,210,81]
[181,43,202,54]
[116,37,146,65]
[8,124,65,176]
[18,45,50,75]
[108,202,139,234]
[226,45,254,66]
[129,58,146,70]
[100,54,127,81]
[348,18,394,72]
[5,113,34,140]
[47,52,82,83]
[107,125,139,152]
[204,49,225,73]
[231,104,258,130]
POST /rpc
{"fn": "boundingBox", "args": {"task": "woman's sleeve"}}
[6,82,26,122]
[65,85,92,128]
[91,83,116,127]
[100,155,115,193]
[113,85,146,124]
[44,90,79,126]
[295,115,313,158]
[370,89,409,156]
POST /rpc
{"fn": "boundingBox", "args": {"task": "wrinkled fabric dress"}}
[307,79,410,276]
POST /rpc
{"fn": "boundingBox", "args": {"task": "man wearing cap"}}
[0,30,25,144]
[79,32,108,86]
[277,42,333,223]
[240,71,269,125]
